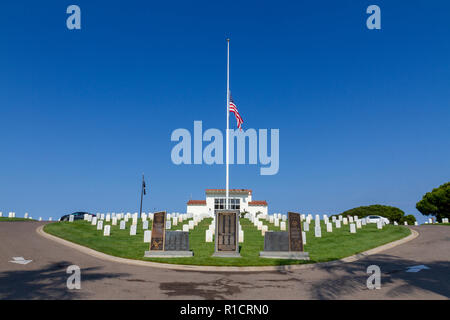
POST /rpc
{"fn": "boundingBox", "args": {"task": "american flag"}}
[229,93,243,130]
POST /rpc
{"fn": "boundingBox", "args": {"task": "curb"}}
[37,226,419,273]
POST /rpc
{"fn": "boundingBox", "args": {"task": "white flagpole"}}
[226,38,230,210]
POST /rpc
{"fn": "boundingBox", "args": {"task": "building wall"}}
[248,205,268,217]
[187,191,266,218]
[186,204,208,217]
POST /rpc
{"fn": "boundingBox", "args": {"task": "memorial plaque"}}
[264,231,289,251]
[288,212,304,252]
[216,210,238,252]
[164,231,189,251]
[213,209,240,257]
[150,211,166,251]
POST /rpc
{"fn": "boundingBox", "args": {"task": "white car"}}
[364,215,390,224]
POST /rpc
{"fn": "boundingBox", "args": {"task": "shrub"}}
[400,214,416,225]
[339,204,405,223]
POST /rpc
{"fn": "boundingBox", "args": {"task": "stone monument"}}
[144,211,193,258]
[212,209,240,257]
[259,212,309,260]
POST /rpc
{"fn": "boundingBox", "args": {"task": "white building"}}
[186,189,268,218]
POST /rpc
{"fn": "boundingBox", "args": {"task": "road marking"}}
[406,265,430,272]
[9,257,32,265]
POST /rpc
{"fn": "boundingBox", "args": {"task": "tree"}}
[416,182,450,220]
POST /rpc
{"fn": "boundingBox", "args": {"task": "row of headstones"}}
[100,223,153,242]
[205,218,244,243]
[181,214,207,232]
[92,213,208,242]
[81,212,193,222]
[424,218,448,224]
[394,221,419,226]
[0,211,55,221]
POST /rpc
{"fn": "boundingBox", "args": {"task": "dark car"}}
[60,211,94,221]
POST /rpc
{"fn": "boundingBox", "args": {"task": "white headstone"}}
[394,221,398,226]
[261,225,268,236]
[69,215,74,222]
[112,217,117,226]
[172,217,178,226]
[377,220,382,229]
[332,216,336,222]
[356,220,362,229]
[144,230,152,243]
[274,218,280,227]
[91,217,97,225]
[302,231,306,244]
[97,220,103,230]
[166,220,172,229]
[280,221,286,231]
[188,220,194,230]
[239,229,244,243]
[120,220,126,230]
[314,225,321,238]
[335,220,341,228]
[130,225,137,236]
[143,220,149,230]
[361,218,366,226]
[103,225,111,236]
[24,212,28,219]
[343,217,348,225]
[257,221,263,230]
[205,230,213,242]
[303,222,309,232]
[132,216,138,225]
[183,224,189,232]
[326,223,332,232]
[404,221,408,225]
[349,216,354,223]
[350,223,356,233]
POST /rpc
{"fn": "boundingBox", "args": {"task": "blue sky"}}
[0,1,449,222]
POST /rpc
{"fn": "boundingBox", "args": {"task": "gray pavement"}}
[0,221,448,299]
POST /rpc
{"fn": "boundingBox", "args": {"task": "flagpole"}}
[226,39,230,210]
[139,173,144,219]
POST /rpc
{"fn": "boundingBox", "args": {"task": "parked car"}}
[60,211,94,221]
[364,215,390,224]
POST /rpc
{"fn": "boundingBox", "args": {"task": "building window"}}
[214,198,240,210]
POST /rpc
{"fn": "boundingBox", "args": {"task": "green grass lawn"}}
[44,217,410,266]
[0,217,34,222]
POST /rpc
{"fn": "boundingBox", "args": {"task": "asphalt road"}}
[0,222,448,299]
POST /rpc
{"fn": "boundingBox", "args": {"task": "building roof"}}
[186,200,207,206]
[205,189,252,195]
[248,200,268,206]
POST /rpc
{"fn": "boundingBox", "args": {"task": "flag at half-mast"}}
[229,92,243,130]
